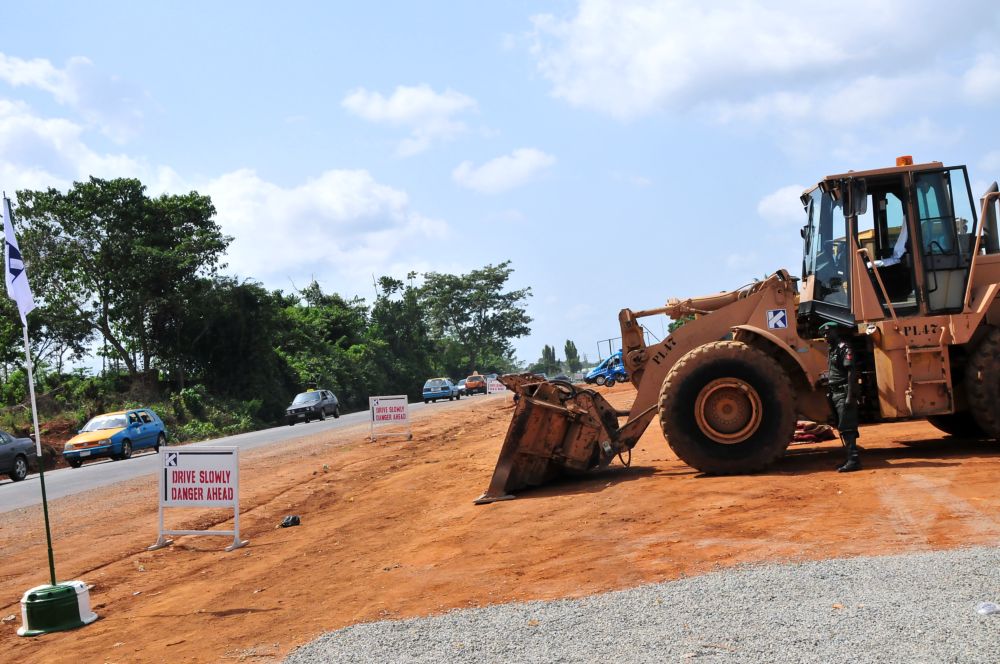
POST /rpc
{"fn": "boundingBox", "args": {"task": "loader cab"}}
[799,159,982,334]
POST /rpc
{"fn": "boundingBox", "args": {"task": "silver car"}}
[0,429,37,482]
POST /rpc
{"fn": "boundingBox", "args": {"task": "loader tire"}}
[965,326,1000,438]
[925,413,986,439]
[659,341,796,474]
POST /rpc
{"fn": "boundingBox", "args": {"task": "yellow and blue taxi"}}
[63,408,167,468]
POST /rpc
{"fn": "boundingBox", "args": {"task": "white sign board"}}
[486,379,507,394]
[163,450,237,507]
[369,395,412,441]
[149,447,247,552]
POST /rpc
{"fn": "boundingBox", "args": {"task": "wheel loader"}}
[476,156,1000,503]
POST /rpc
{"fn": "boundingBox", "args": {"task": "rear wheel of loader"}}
[966,326,1000,438]
[925,413,986,439]
[659,341,796,474]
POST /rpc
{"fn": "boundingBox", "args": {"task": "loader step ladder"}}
[904,345,953,416]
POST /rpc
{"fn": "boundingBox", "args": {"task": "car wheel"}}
[68,458,83,469]
[10,454,28,481]
[155,433,166,453]
[287,419,295,426]
[118,439,133,460]
[333,406,340,419]
[424,399,429,404]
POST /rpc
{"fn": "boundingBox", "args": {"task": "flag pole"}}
[22,321,56,586]
[7,194,97,637]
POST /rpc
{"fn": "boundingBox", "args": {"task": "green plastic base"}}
[17,583,97,637]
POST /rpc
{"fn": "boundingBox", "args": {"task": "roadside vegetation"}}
[0,176,533,449]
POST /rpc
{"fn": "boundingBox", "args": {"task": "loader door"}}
[912,167,978,312]
[856,184,918,314]
[800,188,852,325]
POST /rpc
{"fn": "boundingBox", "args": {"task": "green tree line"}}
[1,177,532,431]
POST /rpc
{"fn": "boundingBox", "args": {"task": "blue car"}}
[585,351,629,387]
[63,408,167,468]
[422,378,460,403]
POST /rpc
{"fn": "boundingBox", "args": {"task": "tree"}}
[528,344,560,375]
[367,275,436,399]
[16,177,230,382]
[419,261,531,374]
[564,340,582,373]
[668,315,695,333]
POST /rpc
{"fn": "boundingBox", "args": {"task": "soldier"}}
[820,321,861,472]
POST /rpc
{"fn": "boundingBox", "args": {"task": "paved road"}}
[0,395,485,513]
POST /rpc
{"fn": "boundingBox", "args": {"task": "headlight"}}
[64,443,75,450]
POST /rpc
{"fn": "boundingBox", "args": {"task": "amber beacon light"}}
[896,155,914,166]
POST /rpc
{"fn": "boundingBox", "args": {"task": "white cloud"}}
[0,52,146,142]
[963,53,1000,102]
[0,98,149,193]
[452,148,555,194]
[342,84,477,156]
[0,95,446,298]
[204,169,447,292]
[758,185,807,227]
[527,0,996,126]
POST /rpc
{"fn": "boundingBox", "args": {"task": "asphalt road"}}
[0,395,482,513]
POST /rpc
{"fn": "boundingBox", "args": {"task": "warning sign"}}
[369,395,412,441]
[371,396,410,423]
[162,448,239,508]
[150,446,246,552]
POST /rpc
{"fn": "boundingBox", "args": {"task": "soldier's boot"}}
[837,434,861,473]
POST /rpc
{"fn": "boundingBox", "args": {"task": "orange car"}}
[465,374,487,395]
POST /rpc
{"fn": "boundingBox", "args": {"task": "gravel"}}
[285,547,1000,663]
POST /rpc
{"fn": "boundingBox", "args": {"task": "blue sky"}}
[3,1,1000,365]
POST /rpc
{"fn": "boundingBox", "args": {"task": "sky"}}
[2,1,1000,366]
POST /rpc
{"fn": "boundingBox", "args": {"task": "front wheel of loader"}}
[966,326,1000,438]
[659,341,796,474]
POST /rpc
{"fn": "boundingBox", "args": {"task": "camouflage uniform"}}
[822,322,861,472]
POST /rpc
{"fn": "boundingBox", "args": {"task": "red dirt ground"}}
[3,383,1000,663]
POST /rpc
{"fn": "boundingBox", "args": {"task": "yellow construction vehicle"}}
[476,157,1000,503]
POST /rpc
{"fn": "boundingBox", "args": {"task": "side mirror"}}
[850,178,868,216]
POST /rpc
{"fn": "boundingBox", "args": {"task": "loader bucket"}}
[474,375,626,504]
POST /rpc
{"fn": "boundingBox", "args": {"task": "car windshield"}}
[424,379,446,388]
[82,414,128,431]
[292,392,321,405]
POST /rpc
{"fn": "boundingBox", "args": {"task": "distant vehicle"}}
[0,429,37,482]
[456,379,468,396]
[465,373,487,395]
[423,378,460,403]
[63,408,167,468]
[286,389,340,425]
[552,374,572,382]
[584,351,628,387]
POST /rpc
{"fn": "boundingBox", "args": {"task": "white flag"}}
[3,197,35,324]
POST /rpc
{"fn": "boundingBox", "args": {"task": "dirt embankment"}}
[3,384,1000,663]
